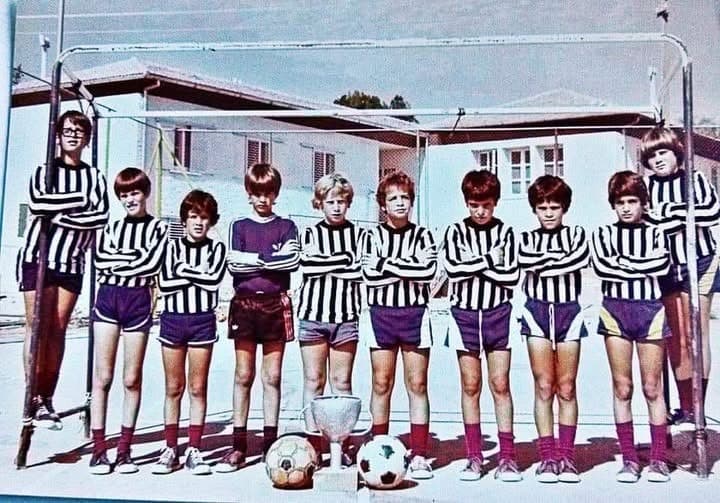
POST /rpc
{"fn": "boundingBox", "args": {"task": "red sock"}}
[308,434,323,455]
[557,424,576,461]
[92,428,106,455]
[372,423,389,436]
[537,435,555,462]
[463,422,483,460]
[498,431,516,461]
[410,423,429,457]
[649,423,667,462]
[116,425,134,455]
[164,423,179,449]
[233,426,247,452]
[677,378,693,411]
[188,424,204,449]
[615,421,639,463]
[263,426,278,454]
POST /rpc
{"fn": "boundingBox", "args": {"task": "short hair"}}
[245,163,282,196]
[376,170,415,207]
[312,172,354,210]
[528,175,572,211]
[607,170,648,207]
[461,169,500,203]
[639,127,685,169]
[179,189,220,226]
[113,167,151,198]
[57,110,92,139]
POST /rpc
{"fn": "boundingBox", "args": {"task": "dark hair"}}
[245,163,282,196]
[607,170,648,207]
[639,127,685,169]
[179,189,220,226]
[528,175,572,211]
[461,169,500,203]
[114,167,151,198]
[56,110,92,139]
[376,170,415,207]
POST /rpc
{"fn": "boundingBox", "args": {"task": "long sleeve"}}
[111,220,168,278]
[443,225,489,279]
[158,240,192,292]
[481,227,519,286]
[51,171,109,231]
[591,226,646,281]
[27,164,86,215]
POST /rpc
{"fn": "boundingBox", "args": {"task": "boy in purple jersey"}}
[592,171,671,483]
[443,170,520,482]
[216,163,300,473]
[518,175,589,483]
[89,168,167,474]
[18,110,109,430]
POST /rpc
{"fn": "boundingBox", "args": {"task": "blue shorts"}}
[368,305,432,349]
[447,302,511,354]
[158,311,217,347]
[520,299,587,344]
[298,320,359,347]
[91,284,153,332]
[597,297,670,342]
[659,254,717,296]
[18,261,83,295]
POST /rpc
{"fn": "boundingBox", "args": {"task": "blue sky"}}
[12,1,720,121]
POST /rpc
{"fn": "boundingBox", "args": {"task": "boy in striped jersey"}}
[443,170,520,482]
[216,163,300,473]
[592,171,671,483]
[297,173,363,462]
[17,110,109,430]
[89,168,167,474]
[641,127,720,426]
[518,175,589,483]
[362,170,437,480]
[153,190,226,475]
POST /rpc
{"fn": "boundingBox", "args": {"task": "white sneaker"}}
[151,446,178,475]
[184,447,211,475]
[409,455,433,480]
[459,457,484,481]
[495,458,523,482]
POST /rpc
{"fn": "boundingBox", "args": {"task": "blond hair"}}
[312,172,354,209]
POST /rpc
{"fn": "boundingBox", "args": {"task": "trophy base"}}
[313,466,358,493]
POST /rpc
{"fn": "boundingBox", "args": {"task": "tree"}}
[334,90,417,123]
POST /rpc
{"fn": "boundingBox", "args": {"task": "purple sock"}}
[649,423,667,462]
[464,422,483,460]
[498,431,516,461]
[557,424,576,461]
[615,421,639,463]
[537,435,555,462]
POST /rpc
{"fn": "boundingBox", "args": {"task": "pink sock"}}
[498,431,516,461]
[410,423,429,457]
[615,421,639,463]
[188,423,204,449]
[649,423,667,462]
[116,425,134,455]
[537,435,555,462]
[463,422,483,460]
[557,424,576,461]
[92,428,106,455]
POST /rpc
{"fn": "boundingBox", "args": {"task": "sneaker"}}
[647,460,671,483]
[459,457,484,481]
[34,396,62,430]
[214,449,245,473]
[615,460,641,483]
[341,451,354,468]
[494,458,523,482]
[89,451,112,475]
[151,446,179,475]
[535,459,558,483]
[557,457,580,483]
[184,447,211,475]
[668,408,694,426]
[409,455,433,480]
[115,451,139,474]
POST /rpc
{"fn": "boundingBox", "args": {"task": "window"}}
[18,203,29,237]
[542,145,564,177]
[472,149,498,174]
[174,125,191,168]
[509,148,531,195]
[162,217,185,240]
[313,151,335,184]
[247,139,270,169]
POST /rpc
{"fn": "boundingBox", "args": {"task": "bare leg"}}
[604,336,634,423]
[456,351,482,424]
[637,340,667,425]
[120,331,149,428]
[260,340,285,427]
[328,340,357,395]
[556,341,581,427]
[187,345,213,425]
[401,347,430,425]
[89,322,121,431]
[43,287,79,397]
[486,350,514,432]
[232,339,257,428]
[370,347,398,426]
[161,345,187,427]
[527,338,555,437]
[300,341,328,431]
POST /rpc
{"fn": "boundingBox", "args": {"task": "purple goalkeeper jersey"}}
[228,215,300,295]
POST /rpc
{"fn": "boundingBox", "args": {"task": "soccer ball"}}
[265,435,318,489]
[357,435,410,489]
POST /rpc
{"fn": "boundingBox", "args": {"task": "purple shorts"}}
[597,297,670,342]
[298,320,359,347]
[228,292,295,343]
[158,311,218,347]
[368,305,432,349]
[18,261,83,295]
[447,303,511,354]
[519,298,587,344]
[660,254,717,296]
[91,284,153,332]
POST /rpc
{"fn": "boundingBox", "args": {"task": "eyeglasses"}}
[61,128,86,138]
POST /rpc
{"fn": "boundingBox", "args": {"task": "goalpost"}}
[18,32,708,478]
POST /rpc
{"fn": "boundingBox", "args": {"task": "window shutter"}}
[163,217,186,240]
[174,126,191,168]
[313,151,325,183]
[247,140,259,169]
[325,153,335,174]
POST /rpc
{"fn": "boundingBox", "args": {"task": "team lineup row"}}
[18,111,717,485]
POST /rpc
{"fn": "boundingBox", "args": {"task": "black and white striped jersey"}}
[518,225,590,303]
[17,159,109,275]
[591,222,670,300]
[362,222,437,307]
[94,215,168,288]
[443,217,519,310]
[158,237,227,313]
[297,220,363,323]
[645,169,720,264]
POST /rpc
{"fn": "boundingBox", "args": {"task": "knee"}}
[372,375,393,396]
[613,379,633,401]
[329,374,352,395]
[490,375,510,398]
[94,372,113,393]
[123,373,142,393]
[165,380,185,400]
[642,379,661,401]
[235,368,255,388]
[461,377,481,398]
[188,381,207,400]
[262,369,282,390]
[406,375,428,396]
[556,379,576,403]
[304,371,326,394]
[535,378,555,402]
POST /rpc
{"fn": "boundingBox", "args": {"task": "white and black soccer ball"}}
[357,435,410,489]
[265,434,318,489]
